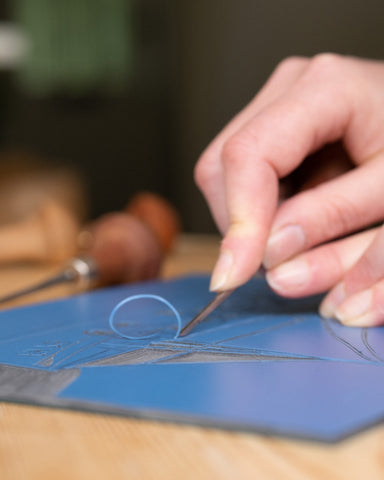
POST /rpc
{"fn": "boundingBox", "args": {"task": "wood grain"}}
[1,234,384,480]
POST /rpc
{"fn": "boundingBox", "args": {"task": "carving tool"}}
[0,257,98,304]
[0,194,180,305]
[0,213,162,305]
[178,289,234,337]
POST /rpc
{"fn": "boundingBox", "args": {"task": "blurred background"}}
[0,0,384,233]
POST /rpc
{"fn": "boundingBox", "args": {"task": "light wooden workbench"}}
[1,234,384,480]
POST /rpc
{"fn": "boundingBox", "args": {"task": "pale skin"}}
[195,53,384,327]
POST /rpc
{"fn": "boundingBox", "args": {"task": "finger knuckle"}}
[221,135,251,170]
[321,194,360,237]
[306,53,345,79]
[312,52,344,68]
[194,153,215,190]
[320,242,345,280]
[352,230,384,286]
[274,56,308,75]
[344,255,379,293]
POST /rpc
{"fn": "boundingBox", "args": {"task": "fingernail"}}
[263,224,306,269]
[338,312,376,327]
[335,289,372,325]
[210,250,234,291]
[266,257,309,293]
[319,283,346,319]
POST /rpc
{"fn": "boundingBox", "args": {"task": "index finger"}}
[210,55,355,291]
[195,56,308,234]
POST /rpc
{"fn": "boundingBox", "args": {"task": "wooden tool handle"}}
[0,189,180,284]
[85,212,162,286]
[77,192,181,286]
[126,191,181,253]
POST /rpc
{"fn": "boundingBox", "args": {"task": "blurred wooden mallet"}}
[125,191,181,254]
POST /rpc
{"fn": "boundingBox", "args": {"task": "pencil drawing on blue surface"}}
[1,274,384,442]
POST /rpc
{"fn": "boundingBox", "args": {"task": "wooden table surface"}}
[1,234,384,480]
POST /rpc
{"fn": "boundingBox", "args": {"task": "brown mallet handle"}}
[126,191,181,253]
[81,212,163,286]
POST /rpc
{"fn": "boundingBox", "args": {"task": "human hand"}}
[195,54,384,326]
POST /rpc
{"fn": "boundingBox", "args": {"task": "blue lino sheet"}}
[0,274,384,442]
